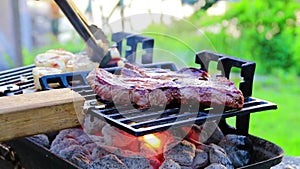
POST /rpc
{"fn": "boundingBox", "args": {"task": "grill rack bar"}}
[0,65,35,85]
[0,65,35,96]
[88,97,277,136]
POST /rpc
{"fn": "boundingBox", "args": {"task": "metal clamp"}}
[195,50,256,98]
[195,50,256,135]
[112,32,154,64]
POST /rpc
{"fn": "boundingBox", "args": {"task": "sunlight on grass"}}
[226,76,300,156]
[227,74,300,156]
[250,77,300,156]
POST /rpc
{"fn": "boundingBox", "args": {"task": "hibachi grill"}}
[0,33,283,169]
[0,0,283,167]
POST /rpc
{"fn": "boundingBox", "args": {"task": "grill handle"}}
[196,50,256,135]
[195,50,256,98]
[111,32,154,64]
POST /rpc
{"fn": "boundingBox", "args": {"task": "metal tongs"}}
[54,0,111,67]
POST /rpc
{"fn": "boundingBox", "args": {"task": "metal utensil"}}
[54,0,110,67]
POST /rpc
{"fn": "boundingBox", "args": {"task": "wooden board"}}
[0,88,85,142]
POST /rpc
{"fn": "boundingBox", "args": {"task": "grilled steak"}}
[86,63,244,109]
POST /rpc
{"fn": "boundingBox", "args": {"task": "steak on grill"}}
[86,63,244,109]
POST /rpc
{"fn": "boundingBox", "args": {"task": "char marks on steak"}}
[86,63,244,109]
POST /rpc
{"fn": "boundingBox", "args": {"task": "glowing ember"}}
[143,134,161,149]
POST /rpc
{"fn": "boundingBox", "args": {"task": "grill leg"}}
[236,114,250,135]
[218,119,236,135]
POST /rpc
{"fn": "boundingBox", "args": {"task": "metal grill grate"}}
[0,64,35,96]
[87,97,277,136]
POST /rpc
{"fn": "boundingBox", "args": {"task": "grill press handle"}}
[195,50,256,98]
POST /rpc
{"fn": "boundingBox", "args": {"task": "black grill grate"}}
[87,97,276,136]
[0,64,35,96]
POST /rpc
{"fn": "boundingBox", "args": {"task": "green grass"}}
[249,74,300,156]
[224,72,300,156]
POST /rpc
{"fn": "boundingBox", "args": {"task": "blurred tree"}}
[182,0,219,9]
[182,0,199,5]
[85,0,93,21]
[202,0,219,10]
[193,0,300,74]
[50,1,62,40]
[118,0,125,31]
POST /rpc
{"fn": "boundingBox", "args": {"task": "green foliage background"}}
[143,0,300,156]
[190,0,300,74]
